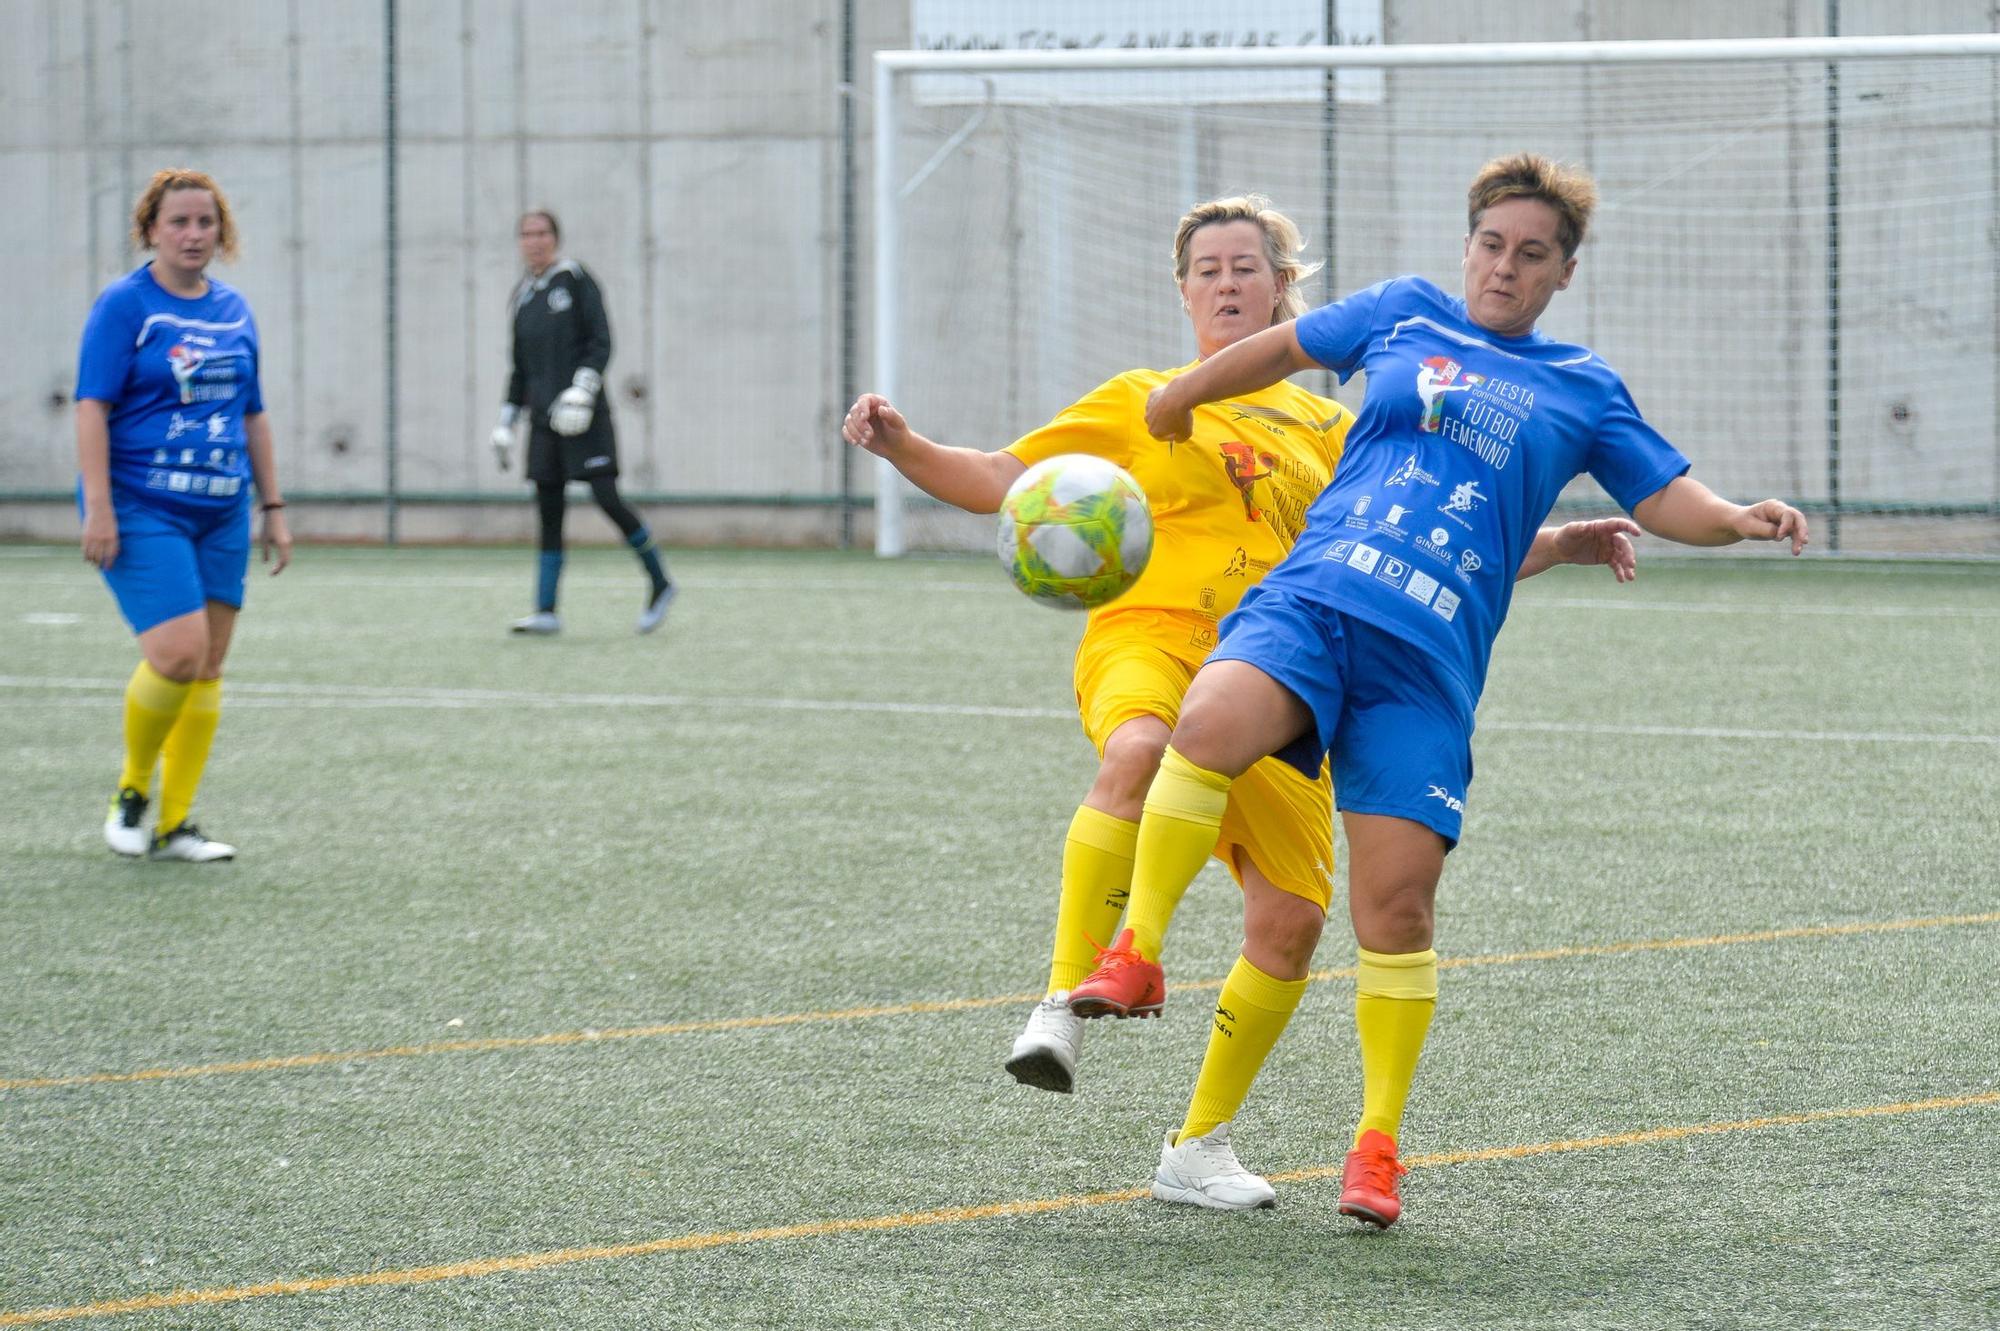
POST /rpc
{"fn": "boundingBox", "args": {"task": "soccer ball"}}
[996,454,1153,610]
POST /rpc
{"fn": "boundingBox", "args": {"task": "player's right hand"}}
[841,393,912,457]
[490,425,515,471]
[80,507,119,570]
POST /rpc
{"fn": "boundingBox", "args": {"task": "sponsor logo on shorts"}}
[1432,587,1460,622]
[1404,569,1439,604]
[1346,542,1382,575]
[1425,783,1465,813]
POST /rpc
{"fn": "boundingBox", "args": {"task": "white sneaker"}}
[636,581,677,635]
[1150,1121,1276,1210]
[150,822,236,863]
[1004,991,1084,1093]
[509,611,561,635]
[105,786,150,857]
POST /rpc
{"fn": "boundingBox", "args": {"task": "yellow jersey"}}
[1005,363,1351,659]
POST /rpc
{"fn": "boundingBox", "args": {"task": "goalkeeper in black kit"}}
[491,209,675,635]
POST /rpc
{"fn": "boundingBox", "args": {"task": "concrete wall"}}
[2,0,1995,546]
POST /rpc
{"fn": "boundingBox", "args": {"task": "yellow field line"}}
[4,912,1995,1094]
[5,1089,1995,1326]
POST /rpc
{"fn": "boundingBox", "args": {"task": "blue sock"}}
[627,525,669,594]
[536,550,564,612]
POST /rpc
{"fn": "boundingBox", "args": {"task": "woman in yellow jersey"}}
[842,196,1636,1210]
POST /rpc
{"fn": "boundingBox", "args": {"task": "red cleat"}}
[1066,928,1165,1019]
[1338,1129,1408,1228]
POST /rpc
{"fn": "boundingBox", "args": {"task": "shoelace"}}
[1188,1136,1248,1175]
[1348,1146,1407,1192]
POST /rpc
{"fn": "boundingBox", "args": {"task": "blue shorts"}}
[1209,584,1476,848]
[87,490,251,634]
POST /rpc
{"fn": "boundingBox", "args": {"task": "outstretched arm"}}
[1633,475,1809,555]
[1517,517,1641,582]
[841,393,1026,515]
[1144,322,1317,441]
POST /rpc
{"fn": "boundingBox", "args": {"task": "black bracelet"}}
[261,501,287,511]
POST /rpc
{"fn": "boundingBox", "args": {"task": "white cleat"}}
[1150,1121,1276,1210]
[636,581,677,635]
[149,822,236,863]
[509,611,561,635]
[1005,991,1085,1093]
[105,787,150,857]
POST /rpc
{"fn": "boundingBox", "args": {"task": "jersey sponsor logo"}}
[1458,548,1483,575]
[1353,495,1372,516]
[1218,440,1276,521]
[546,286,573,313]
[1404,569,1439,604]
[1425,783,1465,813]
[1326,539,1354,563]
[1437,479,1487,530]
[168,344,205,404]
[1224,547,1248,577]
[1414,526,1452,563]
[1432,587,1460,622]
[1373,554,1411,590]
[1386,453,1439,488]
[1345,542,1382,574]
[1343,494,1375,531]
[1416,356,1477,432]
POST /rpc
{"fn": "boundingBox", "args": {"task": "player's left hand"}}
[550,387,594,436]
[1552,516,1641,583]
[1732,499,1810,555]
[261,509,293,575]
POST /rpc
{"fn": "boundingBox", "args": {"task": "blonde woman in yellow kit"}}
[843,196,1636,1210]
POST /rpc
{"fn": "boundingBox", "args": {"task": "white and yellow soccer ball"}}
[995,454,1153,610]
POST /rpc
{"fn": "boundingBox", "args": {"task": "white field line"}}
[1,676,1993,745]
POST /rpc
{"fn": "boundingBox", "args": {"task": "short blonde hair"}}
[1466,154,1598,259]
[131,169,239,261]
[1172,195,1321,323]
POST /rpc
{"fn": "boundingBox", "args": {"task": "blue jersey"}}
[76,265,265,510]
[1269,276,1689,708]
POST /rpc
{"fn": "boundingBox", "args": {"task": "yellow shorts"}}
[1074,611,1335,910]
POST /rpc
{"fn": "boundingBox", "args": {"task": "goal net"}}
[873,37,2000,558]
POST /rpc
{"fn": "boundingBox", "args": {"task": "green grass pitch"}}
[2,541,1996,1329]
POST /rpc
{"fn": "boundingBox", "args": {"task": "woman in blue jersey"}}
[77,169,292,863]
[1067,153,1809,1227]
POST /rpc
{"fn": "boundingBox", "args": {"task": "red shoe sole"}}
[1338,1197,1399,1228]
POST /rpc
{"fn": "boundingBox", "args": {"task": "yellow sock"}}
[1046,805,1138,994]
[157,677,223,831]
[119,661,193,794]
[1123,747,1231,961]
[1353,947,1439,1146]
[1178,953,1307,1144]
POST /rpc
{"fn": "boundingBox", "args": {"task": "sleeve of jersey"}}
[571,270,612,376]
[1001,375,1143,470]
[242,307,266,415]
[1585,377,1692,512]
[74,288,134,405]
[1293,279,1396,380]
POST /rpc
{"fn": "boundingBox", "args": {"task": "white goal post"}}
[871,34,2000,558]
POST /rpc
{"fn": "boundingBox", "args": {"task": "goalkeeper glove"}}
[549,368,601,436]
[490,404,522,471]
